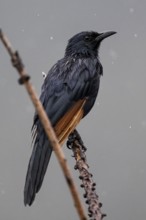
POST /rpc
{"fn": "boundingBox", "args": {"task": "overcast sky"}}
[0,0,146,219]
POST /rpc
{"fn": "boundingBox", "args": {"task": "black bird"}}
[24,30,116,206]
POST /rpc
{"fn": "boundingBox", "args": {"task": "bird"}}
[24,30,116,206]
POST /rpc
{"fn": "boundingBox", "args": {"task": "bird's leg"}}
[67,129,87,152]
[67,129,88,168]
[67,132,76,149]
[73,129,87,152]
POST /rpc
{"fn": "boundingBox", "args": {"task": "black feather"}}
[24,30,116,205]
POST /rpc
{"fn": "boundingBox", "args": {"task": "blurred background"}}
[0,0,146,219]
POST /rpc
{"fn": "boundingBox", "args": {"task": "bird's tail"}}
[24,99,86,206]
[24,135,52,206]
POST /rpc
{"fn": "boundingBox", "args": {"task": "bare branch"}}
[0,29,87,220]
[67,130,106,220]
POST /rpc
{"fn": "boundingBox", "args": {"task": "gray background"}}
[0,0,146,219]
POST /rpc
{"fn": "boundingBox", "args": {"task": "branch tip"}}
[68,129,105,220]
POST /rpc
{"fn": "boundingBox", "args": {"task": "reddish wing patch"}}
[54,99,87,145]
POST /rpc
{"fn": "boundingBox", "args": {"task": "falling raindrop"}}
[109,49,118,60]
[129,8,134,13]
[42,72,47,79]
[50,36,54,40]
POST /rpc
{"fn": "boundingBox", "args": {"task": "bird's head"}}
[65,31,116,58]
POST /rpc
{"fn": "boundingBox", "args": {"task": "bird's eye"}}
[85,36,92,41]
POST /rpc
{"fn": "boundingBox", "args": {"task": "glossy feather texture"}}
[24,30,116,205]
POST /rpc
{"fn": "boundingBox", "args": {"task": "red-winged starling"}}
[24,30,116,206]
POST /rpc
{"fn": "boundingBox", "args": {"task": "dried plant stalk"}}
[67,130,106,220]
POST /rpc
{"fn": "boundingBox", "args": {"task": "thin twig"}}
[67,130,106,220]
[0,29,87,220]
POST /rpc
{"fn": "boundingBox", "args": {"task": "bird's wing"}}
[24,58,99,205]
[33,59,94,145]
[54,98,87,145]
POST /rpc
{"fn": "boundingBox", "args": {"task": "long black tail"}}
[24,135,52,206]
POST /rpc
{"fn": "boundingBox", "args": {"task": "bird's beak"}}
[96,31,117,42]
